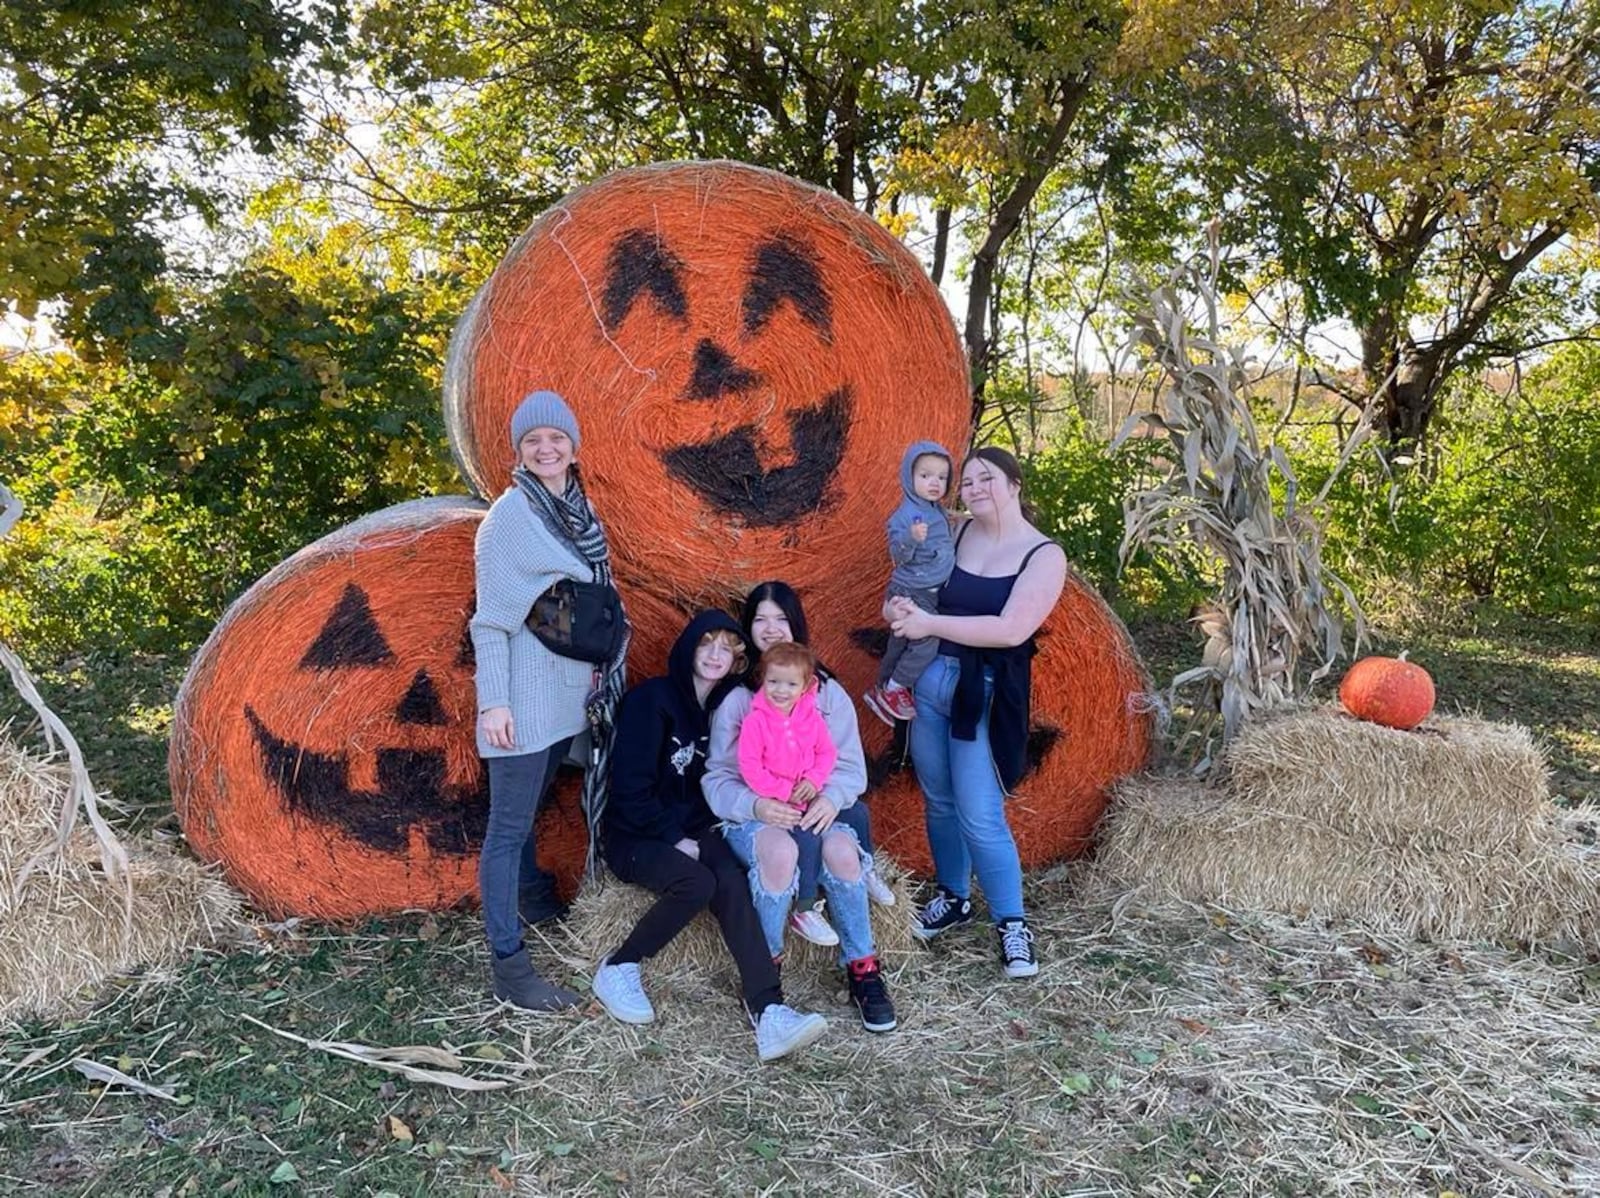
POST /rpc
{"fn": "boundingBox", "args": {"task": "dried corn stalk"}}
[1114,245,1371,764]
[0,482,131,907]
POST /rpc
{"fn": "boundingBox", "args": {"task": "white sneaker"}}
[755,1003,828,1062]
[789,901,840,946]
[864,870,896,907]
[592,956,656,1024]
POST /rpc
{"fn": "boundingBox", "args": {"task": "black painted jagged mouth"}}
[245,706,489,855]
[659,386,850,525]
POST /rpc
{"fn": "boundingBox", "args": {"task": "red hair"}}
[755,641,816,687]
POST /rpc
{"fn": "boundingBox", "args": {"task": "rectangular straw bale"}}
[1097,776,1600,949]
[0,742,243,1024]
[0,851,243,1023]
[1387,829,1600,950]
[1096,776,1388,917]
[560,853,920,982]
[1224,706,1549,853]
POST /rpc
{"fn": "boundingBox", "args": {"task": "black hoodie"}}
[602,609,743,847]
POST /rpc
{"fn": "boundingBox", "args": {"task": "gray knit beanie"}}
[509,389,581,452]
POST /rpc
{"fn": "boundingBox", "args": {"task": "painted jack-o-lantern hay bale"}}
[441,159,970,638]
[445,160,1154,878]
[168,491,693,918]
[170,498,497,919]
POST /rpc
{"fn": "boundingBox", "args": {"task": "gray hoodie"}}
[886,439,956,592]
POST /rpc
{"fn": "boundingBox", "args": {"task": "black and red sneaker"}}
[847,955,897,1032]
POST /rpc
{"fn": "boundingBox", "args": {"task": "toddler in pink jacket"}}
[738,642,837,810]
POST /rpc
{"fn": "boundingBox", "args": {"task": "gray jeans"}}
[880,583,940,689]
[479,738,572,956]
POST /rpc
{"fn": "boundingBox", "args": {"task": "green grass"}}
[1,616,1597,1195]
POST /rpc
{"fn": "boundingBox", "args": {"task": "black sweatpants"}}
[604,829,782,1017]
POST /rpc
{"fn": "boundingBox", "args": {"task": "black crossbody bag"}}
[526,578,627,664]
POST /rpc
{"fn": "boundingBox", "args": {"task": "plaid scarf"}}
[514,467,630,877]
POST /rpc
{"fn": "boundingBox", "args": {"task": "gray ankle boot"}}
[491,947,581,1011]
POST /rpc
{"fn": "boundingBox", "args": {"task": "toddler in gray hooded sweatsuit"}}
[868,441,955,720]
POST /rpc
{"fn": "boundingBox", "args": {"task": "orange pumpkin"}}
[441,160,972,609]
[1339,655,1436,730]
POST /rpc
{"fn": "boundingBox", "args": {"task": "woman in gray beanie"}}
[469,389,627,1010]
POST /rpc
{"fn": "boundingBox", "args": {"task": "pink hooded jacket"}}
[737,683,838,805]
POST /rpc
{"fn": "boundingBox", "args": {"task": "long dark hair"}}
[966,445,1036,523]
[738,580,834,685]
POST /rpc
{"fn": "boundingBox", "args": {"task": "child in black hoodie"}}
[593,609,828,1062]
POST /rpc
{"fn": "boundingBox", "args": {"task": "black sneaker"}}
[847,956,897,1032]
[912,886,973,941]
[997,917,1039,978]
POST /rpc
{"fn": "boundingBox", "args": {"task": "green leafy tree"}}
[0,0,334,343]
[292,0,1127,412]
[1172,0,1600,443]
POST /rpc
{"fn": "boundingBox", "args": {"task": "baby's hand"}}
[790,779,818,808]
[910,518,928,543]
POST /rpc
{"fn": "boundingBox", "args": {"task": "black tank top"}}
[938,526,1055,654]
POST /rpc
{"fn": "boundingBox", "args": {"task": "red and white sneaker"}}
[864,683,917,725]
[881,684,918,720]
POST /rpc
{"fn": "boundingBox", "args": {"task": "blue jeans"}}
[480,739,571,956]
[910,654,1024,922]
[795,800,876,903]
[722,818,876,966]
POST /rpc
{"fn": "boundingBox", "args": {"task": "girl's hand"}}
[890,605,934,641]
[798,795,838,833]
[674,837,701,860]
[790,779,818,807]
[480,706,515,751]
[753,797,802,828]
[883,594,915,623]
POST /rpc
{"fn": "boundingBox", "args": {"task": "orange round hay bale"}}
[170,498,490,919]
[169,497,738,917]
[442,160,971,607]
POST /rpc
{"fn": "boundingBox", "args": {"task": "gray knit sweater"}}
[470,486,595,758]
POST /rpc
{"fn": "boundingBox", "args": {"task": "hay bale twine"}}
[1,741,241,1023]
[1225,706,1549,852]
[441,160,972,610]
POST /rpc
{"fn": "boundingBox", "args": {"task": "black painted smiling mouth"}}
[661,386,851,526]
[246,706,489,854]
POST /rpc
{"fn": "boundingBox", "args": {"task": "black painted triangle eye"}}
[603,230,688,328]
[300,583,395,670]
[396,669,448,725]
[742,235,832,340]
[685,339,761,400]
[456,619,476,667]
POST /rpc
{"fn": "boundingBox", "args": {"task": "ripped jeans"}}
[721,818,876,966]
